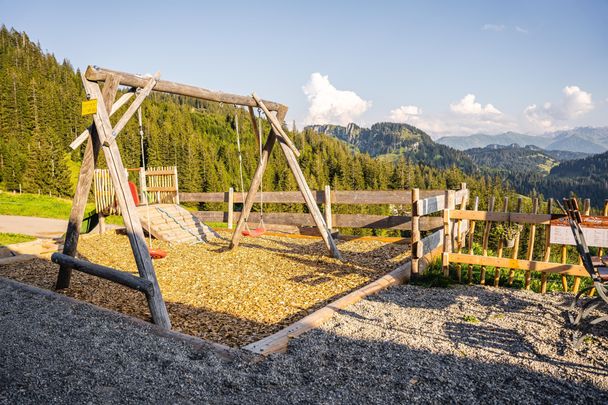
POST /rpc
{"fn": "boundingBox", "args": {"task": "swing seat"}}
[150,249,167,259]
[242,227,266,237]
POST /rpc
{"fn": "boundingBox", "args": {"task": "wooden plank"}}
[86,65,287,113]
[82,77,171,329]
[416,188,468,215]
[333,190,411,205]
[243,244,443,355]
[56,73,118,289]
[448,253,589,277]
[51,253,153,295]
[417,229,443,257]
[194,211,438,230]
[450,210,558,224]
[525,198,539,289]
[180,192,228,203]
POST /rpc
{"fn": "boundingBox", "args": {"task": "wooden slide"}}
[136,204,219,244]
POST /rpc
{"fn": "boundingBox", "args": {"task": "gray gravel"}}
[1,277,607,404]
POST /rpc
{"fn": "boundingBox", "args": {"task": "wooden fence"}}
[180,185,469,236]
[94,166,179,215]
[437,196,608,293]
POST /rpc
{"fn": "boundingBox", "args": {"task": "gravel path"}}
[1,277,607,404]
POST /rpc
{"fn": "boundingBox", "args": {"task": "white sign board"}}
[549,216,608,248]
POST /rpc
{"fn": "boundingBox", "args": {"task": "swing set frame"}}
[53,65,341,329]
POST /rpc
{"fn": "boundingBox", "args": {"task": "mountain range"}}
[436,127,608,154]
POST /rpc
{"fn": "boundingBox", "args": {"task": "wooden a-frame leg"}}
[82,76,171,329]
[277,139,342,259]
[56,74,120,289]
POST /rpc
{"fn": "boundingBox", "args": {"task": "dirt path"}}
[1,277,606,404]
[0,215,67,238]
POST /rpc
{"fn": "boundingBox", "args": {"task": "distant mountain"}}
[436,127,608,154]
[464,144,589,174]
[306,122,477,173]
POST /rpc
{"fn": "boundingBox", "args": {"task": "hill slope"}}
[307,122,477,173]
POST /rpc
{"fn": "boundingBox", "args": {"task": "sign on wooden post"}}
[549,215,608,248]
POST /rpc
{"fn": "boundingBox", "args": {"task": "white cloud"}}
[482,24,505,32]
[515,26,528,34]
[524,85,594,131]
[388,94,514,138]
[389,105,422,122]
[449,94,502,115]
[302,72,371,126]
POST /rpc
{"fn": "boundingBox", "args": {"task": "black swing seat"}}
[558,198,608,347]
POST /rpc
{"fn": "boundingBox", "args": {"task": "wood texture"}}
[479,197,495,285]
[524,198,539,289]
[85,65,287,113]
[252,93,300,157]
[411,188,420,275]
[467,197,480,284]
[541,199,553,293]
[447,253,588,277]
[507,197,524,286]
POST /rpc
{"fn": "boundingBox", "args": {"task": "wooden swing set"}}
[52,66,341,329]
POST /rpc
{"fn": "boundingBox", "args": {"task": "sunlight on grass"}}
[0,232,36,246]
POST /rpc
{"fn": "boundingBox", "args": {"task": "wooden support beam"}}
[56,74,119,289]
[52,253,153,295]
[456,189,468,283]
[85,65,287,113]
[572,199,590,294]
[467,196,480,284]
[81,76,170,329]
[227,187,234,230]
[69,89,135,150]
[252,93,300,157]
[442,190,455,276]
[324,185,333,232]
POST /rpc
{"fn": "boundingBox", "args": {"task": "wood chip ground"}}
[0,231,409,347]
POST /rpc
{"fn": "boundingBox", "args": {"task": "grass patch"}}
[0,232,36,246]
[0,192,94,220]
[411,258,453,288]
[462,315,480,323]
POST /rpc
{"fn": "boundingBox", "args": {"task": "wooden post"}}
[227,187,234,230]
[173,166,180,204]
[494,197,509,287]
[411,188,420,276]
[572,198,590,294]
[525,198,539,289]
[324,185,333,232]
[507,197,523,286]
[467,196,480,284]
[98,215,106,234]
[139,167,147,205]
[480,196,495,285]
[442,190,455,277]
[56,74,119,289]
[81,75,170,329]
[540,198,553,294]
[456,184,468,283]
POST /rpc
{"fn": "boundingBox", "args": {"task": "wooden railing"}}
[437,196,607,293]
[179,186,469,235]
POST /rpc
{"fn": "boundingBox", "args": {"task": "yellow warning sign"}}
[81,99,98,116]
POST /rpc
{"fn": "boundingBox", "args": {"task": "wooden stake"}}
[227,187,234,230]
[467,196,479,284]
[456,185,468,283]
[411,188,421,276]
[540,198,553,294]
[494,197,509,287]
[507,197,523,285]
[480,196,495,285]
[442,190,455,277]
[525,198,539,289]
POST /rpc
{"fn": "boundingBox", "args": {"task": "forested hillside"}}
[307,122,477,173]
[0,26,518,216]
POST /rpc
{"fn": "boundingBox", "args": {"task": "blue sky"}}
[2,0,607,137]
